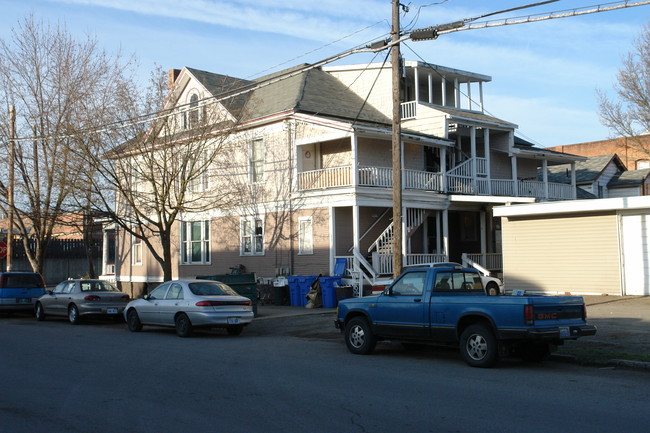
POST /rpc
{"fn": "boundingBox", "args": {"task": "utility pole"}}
[7,105,15,272]
[391,0,403,278]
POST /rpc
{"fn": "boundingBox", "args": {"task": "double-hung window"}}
[189,151,210,193]
[181,220,210,264]
[298,217,313,255]
[132,227,142,265]
[249,138,264,183]
[241,217,264,255]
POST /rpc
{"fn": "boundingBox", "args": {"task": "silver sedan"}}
[123,279,254,337]
[35,279,131,324]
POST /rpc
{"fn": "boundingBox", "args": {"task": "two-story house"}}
[114,60,583,296]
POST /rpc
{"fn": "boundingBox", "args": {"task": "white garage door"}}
[621,214,650,295]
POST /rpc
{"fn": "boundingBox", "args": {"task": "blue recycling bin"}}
[319,276,342,308]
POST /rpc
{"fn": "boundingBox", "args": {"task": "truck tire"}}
[345,317,377,355]
[459,324,499,368]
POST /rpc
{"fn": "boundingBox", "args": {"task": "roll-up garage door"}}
[621,214,650,295]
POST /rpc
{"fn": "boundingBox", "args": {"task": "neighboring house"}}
[541,153,626,199]
[607,168,650,198]
[114,60,585,296]
[494,196,650,296]
[547,135,650,170]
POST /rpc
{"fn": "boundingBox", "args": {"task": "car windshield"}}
[189,282,238,296]
[80,281,119,292]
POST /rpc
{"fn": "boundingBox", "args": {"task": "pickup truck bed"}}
[335,265,596,367]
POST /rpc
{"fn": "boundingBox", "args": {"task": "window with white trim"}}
[189,151,210,193]
[249,138,264,183]
[132,228,142,265]
[181,220,211,264]
[241,217,264,255]
[298,217,313,255]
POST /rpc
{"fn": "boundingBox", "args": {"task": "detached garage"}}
[494,196,650,296]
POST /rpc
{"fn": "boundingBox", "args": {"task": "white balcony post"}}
[542,159,549,200]
[484,128,492,195]
[414,66,419,103]
[441,147,447,193]
[454,78,460,109]
[428,73,433,104]
[571,162,577,199]
[329,206,335,275]
[479,82,484,112]
[470,126,477,191]
[467,82,472,111]
[351,133,359,187]
[353,204,360,256]
[441,77,447,106]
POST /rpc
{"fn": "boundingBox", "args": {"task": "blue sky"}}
[0,0,649,147]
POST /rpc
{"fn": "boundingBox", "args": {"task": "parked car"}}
[123,279,254,337]
[0,272,46,312]
[35,279,130,324]
[406,262,503,295]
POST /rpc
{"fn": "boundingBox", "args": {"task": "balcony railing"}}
[297,164,574,200]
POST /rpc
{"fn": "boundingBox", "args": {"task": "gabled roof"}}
[545,154,625,185]
[432,106,517,129]
[608,168,650,188]
[186,65,391,126]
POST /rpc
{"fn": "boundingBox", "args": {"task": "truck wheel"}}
[345,317,376,355]
[517,342,550,362]
[459,324,499,368]
[485,282,500,296]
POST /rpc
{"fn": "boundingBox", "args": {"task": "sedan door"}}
[45,281,76,316]
[137,284,170,325]
[158,283,185,326]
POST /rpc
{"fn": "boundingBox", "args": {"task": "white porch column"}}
[479,82,484,112]
[442,209,449,260]
[571,162,577,199]
[351,133,359,187]
[352,204,360,256]
[414,66,419,103]
[441,147,447,193]
[428,73,433,103]
[484,128,492,195]
[436,212,442,254]
[329,206,336,275]
[441,77,447,106]
[102,228,109,276]
[467,82,472,111]
[480,210,487,256]
[454,78,460,108]
[511,156,518,196]
[470,126,477,192]
[542,159,549,200]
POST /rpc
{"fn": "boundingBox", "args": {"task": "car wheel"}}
[459,324,498,368]
[126,309,143,332]
[35,302,45,321]
[175,313,193,338]
[517,342,550,363]
[68,304,81,325]
[226,324,244,336]
[344,317,376,355]
[486,282,500,296]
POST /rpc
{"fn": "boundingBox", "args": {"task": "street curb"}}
[550,353,650,372]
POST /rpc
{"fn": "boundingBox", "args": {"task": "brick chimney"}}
[168,69,181,91]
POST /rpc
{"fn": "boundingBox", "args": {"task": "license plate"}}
[227,317,240,325]
[106,308,118,314]
[559,327,570,338]
[16,298,31,304]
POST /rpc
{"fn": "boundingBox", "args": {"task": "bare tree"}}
[599,23,650,155]
[80,67,243,282]
[0,15,135,274]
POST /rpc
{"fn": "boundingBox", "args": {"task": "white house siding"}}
[326,66,393,117]
[401,105,449,137]
[501,213,621,295]
[608,186,641,198]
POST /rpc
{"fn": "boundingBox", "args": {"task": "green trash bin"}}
[197,273,258,316]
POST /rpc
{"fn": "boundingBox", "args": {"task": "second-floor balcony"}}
[297,162,574,201]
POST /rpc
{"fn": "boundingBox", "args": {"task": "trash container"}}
[319,276,342,308]
[196,273,259,316]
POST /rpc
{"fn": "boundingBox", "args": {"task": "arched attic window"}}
[188,93,199,127]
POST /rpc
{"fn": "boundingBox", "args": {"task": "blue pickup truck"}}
[335,264,597,367]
